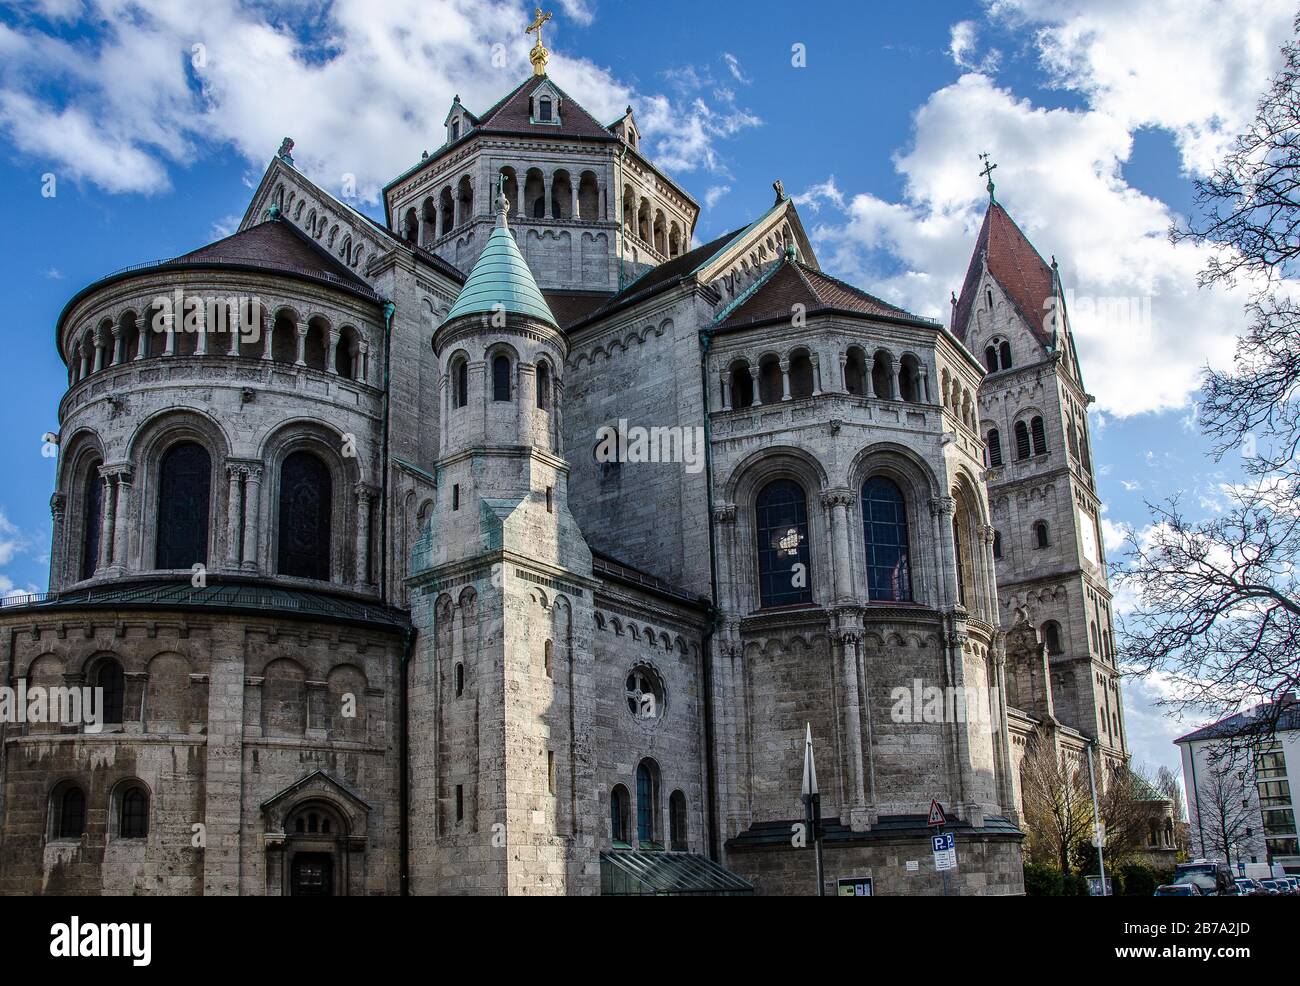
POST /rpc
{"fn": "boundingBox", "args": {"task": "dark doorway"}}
[291,853,333,896]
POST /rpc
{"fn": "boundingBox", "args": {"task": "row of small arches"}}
[986,416,1048,467]
[723,346,928,409]
[275,186,367,271]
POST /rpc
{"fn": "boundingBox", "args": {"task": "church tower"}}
[952,189,1127,766]
[406,184,600,894]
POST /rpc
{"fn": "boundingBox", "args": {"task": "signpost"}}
[928,800,954,894]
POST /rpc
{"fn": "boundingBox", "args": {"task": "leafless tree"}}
[1193,751,1255,867]
[1118,17,1300,725]
[1157,764,1191,856]
[1020,729,1094,872]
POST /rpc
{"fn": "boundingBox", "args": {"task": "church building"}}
[0,14,1130,895]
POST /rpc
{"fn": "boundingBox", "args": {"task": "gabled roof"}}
[175,216,373,290]
[715,255,925,331]
[444,215,557,328]
[952,201,1059,348]
[471,73,617,141]
[543,290,614,329]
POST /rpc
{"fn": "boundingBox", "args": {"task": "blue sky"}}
[0,0,1294,779]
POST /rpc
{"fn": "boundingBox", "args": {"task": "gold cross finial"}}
[978,152,997,202]
[526,8,553,76]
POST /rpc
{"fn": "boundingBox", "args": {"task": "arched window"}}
[1014,421,1031,460]
[491,354,511,401]
[843,348,866,396]
[986,429,1003,467]
[119,785,148,839]
[1033,521,1050,549]
[453,357,468,408]
[635,760,659,846]
[984,345,998,373]
[536,361,551,410]
[861,477,912,602]
[999,340,1012,369]
[610,785,630,845]
[450,119,460,141]
[669,790,688,851]
[81,463,103,581]
[277,451,332,581]
[155,442,210,569]
[1090,621,1101,653]
[95,658,125,725]
[1031,416,1047,455]
[755,479,812,608]
[1042,620,1063,654]
[52,783,86,840]
[454,662,464,697]
[992,530,1002,559]
[730,361,754,408]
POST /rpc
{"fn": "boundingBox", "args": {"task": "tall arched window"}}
[992,530,1002,559]
[986,429,1002,467]
[1014,421,1031,460]
[155,442,210,569]
[669,790,688,851]
[119,785,149,839]
[492,354,511,401]
[1031,416,1047,455]
[81,464,103,581]
[984,345,998,373]
[861,477,912,602]
[277,451,332,581]
[1042,620,1063,654]
[999,340,1012,369]
[1033,520,1050,548]
[53,783,86,840]
[452,357,468,408]
[635,760,659,846]
[536,362,551,409]
[95,658,125,726]
[755,479,812,608]
[610,785,630,845]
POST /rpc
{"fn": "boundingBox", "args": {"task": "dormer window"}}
[530,84,562,126]
[450,119,460,141]
[538,97,552,122]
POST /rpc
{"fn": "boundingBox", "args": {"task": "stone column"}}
[748,366,761,407]
[571,183,580,219]
[836,629,869,829]
[357,341,369,384]
[194,307,208,356]
[919,365,931,403]
[889,357,901,400]
[109,466,133,570]
[261,317,274,360]
[837,353,846,394]
[77,343,88,380]
[225,465,244,569]
[241,466,262,573]
[355,484,374,585]
[294,323,307,366]
[823,489,856,604]
[516,173,525,218]
[109,325,122,366]
[713,504,737,615]
[96,466,115,572]
[719,371,731,411]
[930,496,957,611]
[326,326,339,374]
[811,353,822,396]
[543,174,553,219]
[864,355,876,398]
[49,493,66,591]
[162,313,175,356]
[517,363,535,445]
[136,325,148,360]
[91,327,105,373]
[779,358,791,401]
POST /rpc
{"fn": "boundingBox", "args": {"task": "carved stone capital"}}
[50,493,66,517]
[820,488,855,509]
[712,503,736,524]
[930,495,955,517]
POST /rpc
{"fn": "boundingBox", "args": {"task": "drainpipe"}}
[399,623,414,896]
[698,324,722,861]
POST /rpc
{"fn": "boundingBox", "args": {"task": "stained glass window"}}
[862,477,912,602]
[155,442,210,569]
[755,479,812,608]
[277,451,332,581]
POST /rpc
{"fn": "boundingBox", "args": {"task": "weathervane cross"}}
[979,152,998,202]
[526,7,552,47]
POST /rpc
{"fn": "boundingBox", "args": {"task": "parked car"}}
[1174,860,1232,895]
[1258,879,1285,895]
[1279,876,1300,895]
[1154,883,1204,896]
[1236,877,1268,895]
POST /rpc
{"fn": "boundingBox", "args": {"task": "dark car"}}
[1258,879,1284,895]
[1154,883,1203,896]
[1174,860,1232,895]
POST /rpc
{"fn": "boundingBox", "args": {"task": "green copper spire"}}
[444,177,557,329]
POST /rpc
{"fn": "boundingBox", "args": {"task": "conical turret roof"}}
[444,201,557,328]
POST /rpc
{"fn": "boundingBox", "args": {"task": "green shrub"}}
[1024,862,1063,896]
[1122,864,1157,897]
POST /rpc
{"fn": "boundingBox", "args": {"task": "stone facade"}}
[0,62,1133,896]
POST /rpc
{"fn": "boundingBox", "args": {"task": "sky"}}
[0,0,1294,781]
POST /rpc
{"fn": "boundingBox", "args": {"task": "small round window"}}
[625,666,664,720]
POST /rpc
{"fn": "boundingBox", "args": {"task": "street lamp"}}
[802,723,825,896]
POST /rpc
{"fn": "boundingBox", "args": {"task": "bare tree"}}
[1193,753,1255,868]
[1118,17,1300,725]
[1157,764,1191,856]
[1019,729,1094,872]
[1098,762,1159,866]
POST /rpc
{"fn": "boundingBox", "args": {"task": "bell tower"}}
[406,182,600,894]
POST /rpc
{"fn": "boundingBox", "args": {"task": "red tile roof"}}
[715,259,920,331]
[473,74,618,141]
[952,201,1058,347]
[175,217,374,292]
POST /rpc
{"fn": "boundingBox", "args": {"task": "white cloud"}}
[0,1,754,202]
[793,176,845,214]
[703,184,731,209]
[948,20,1001,73]
[722,52,750,85]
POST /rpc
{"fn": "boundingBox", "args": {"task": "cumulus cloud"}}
[948,20,1000,73]
[703,184,731,209]
[0,1,754,201]
[797,1,1293,419]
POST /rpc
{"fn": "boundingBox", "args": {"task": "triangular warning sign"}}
[927,800,946,827]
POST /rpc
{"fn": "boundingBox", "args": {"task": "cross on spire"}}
[526,8,553,76]
[979,152,998,203]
